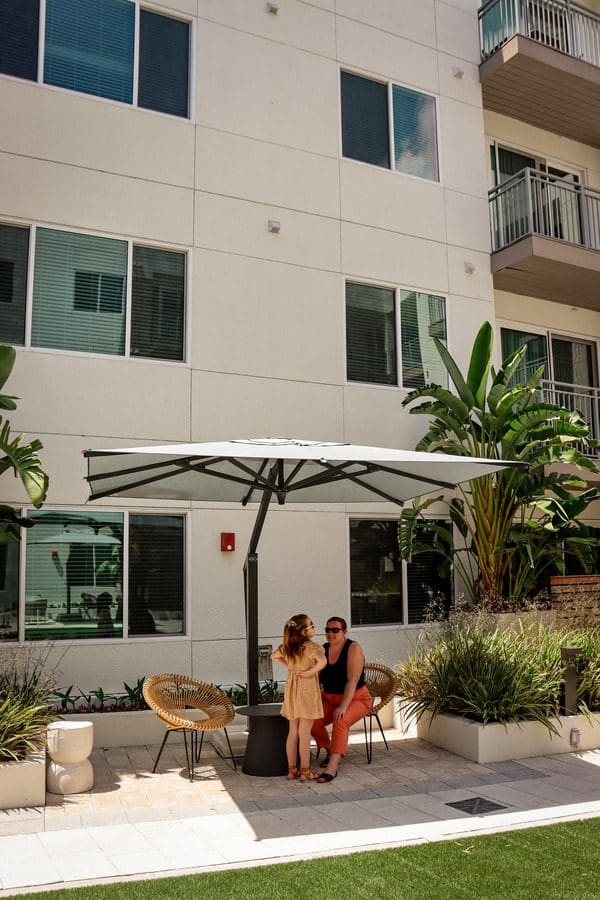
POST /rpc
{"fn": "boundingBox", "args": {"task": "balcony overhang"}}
[491,235,600,308]
[480,34,600,147]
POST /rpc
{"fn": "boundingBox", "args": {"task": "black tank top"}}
[320,638,365,694]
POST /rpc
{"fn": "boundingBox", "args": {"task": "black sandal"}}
[316,771,337,783]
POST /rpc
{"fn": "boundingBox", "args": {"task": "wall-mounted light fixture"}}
[464,261,476,274]
[570,727,581,749]
[267,220,281,233]
[266,2,279,13]
[452,66,464,79]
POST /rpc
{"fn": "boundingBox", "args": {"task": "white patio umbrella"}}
[84,437,524,698]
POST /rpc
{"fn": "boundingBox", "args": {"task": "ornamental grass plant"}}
[0,643,64,761]
[396,617,600,733]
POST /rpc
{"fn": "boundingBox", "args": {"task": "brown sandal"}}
[299,767,318,782]
[287,766,299,780]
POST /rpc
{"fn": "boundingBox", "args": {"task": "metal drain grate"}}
[446,797,507,815]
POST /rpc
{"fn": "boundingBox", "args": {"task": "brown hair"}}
[282,613,313,662]
[326,616,347,631]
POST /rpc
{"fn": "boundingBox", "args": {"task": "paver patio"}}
[1,730,599,894]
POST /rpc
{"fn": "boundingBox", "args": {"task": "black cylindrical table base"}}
[237,703,288,776]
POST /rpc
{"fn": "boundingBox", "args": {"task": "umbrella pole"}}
[244,482,274,707]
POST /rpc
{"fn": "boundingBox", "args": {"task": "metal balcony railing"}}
[488,167,600,252]
[479,0,600,68]
[540,378,600,455]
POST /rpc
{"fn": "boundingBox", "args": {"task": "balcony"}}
[541,379,600,456]
[489,168,600,306]
[479,0,600,146]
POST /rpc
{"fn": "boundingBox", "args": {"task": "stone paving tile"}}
[253,796,302,811]
[370,783,418,798]
[354,797,438,826]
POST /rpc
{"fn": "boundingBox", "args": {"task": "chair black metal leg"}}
[195,731,205,764]
[183,729,194,782]
[223,728,238,772]
[375,712,389,750]
[152,729,171,773]
[363,715,373,764]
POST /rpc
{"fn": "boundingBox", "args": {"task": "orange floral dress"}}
[279,640,325,720]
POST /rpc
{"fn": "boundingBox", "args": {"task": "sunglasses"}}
[325,626,343,633]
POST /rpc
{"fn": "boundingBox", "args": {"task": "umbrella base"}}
[237,704,288,777]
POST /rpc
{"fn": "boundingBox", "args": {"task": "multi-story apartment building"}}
[0,0,598,692]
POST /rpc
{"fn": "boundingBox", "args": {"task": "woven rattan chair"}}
[362,662,398,764]
[143,674,237,782]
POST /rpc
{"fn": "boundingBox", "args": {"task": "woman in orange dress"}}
[272,614,326,782]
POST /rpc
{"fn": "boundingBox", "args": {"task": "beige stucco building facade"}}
[0,0,598,692]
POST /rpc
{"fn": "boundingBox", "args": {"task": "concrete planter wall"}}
[62,709,250,748]
[417,711,600,763]
[0,751,46,810]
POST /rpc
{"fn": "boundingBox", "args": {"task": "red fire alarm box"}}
[221,532,235,552]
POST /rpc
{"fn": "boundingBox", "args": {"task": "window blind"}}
[24,511,123,641]
[400,290,447,388]
[346,282,397,385]
[138,9,190,118]
[406,523,452,624]
[0,0,39,81]
[341,71,390,169]
[0,224,29,345]
[350,520,403,626]
[0,538,20,641]
[500,328,548,386]
[128,515,184,637]
[392,85,438,182]
[131,246,185,361]
[44,0,135,103]
[31,228,127,355]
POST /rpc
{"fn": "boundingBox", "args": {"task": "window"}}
[341,71,439,181]
[0,0,39,81]
[0,224,29,345]
[131,246,185,361]
[138,9,190,118]
[32,229,128,355]
[44,0,135,104]
[0,510,186,642]
[350,519,452,626]
[346,282,447,388]
[0,223,187,361]
[0,0,190,119]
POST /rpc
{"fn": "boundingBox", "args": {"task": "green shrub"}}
[0,643,64,760]
[396,619,599,732]
[0,696,52,761]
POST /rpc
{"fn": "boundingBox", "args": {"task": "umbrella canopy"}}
[84,437,526,705]
[85,437,520,505]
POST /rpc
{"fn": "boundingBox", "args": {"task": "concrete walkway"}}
[1,730,599,895]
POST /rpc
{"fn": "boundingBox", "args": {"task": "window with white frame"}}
[341,71,439,181]
[350,519,452,626]
[0,0,190,118]
[345,281,448,388]
[0,509,185,642]
[0,222,186,361]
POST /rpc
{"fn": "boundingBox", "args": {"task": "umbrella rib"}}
[289,461,405,507]
[283,459,308,488]
[240,459,270,506]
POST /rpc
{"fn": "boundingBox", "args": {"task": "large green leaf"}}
[466,321,493,410]
[432,338,475,408]
[0,420,48,507]
[0,346,16,392]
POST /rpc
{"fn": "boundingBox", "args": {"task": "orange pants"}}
[311,686,372,756]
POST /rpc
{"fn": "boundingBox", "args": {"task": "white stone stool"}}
[46,721,94,794]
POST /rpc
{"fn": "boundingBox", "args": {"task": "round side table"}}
[46,721,94,794]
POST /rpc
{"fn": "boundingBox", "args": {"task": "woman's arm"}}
[333,642,364,719]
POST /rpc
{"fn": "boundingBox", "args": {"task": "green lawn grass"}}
[16,818,600,900]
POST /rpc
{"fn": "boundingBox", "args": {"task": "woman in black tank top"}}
[311,616,372,783]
